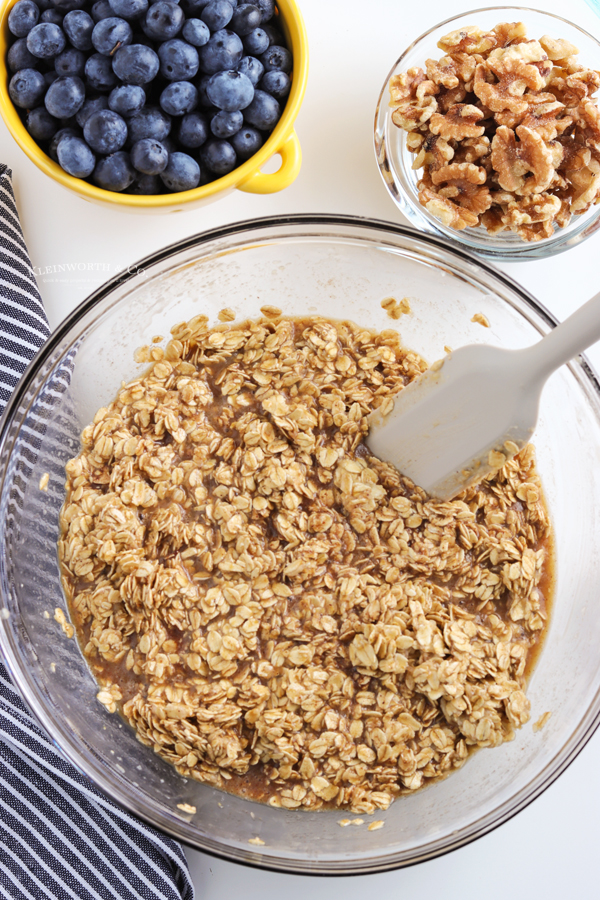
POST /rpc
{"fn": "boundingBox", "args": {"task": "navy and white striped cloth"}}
[0,164,195,900]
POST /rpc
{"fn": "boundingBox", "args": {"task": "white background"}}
[2,0,600,896]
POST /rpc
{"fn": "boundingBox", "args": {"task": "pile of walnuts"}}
[389,22,600,241]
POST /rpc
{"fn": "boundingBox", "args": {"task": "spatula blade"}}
[366,344,541,500]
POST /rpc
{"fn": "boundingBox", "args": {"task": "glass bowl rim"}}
[373,5,600,261]
[2,213,600,874]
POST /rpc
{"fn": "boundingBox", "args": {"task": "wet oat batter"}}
[58,313,552,813]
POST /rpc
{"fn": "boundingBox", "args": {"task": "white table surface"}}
[2,0,600,895]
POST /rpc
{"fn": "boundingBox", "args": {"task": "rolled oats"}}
[381,297,411,320]
[54,607,74,639]
[533,710,552,732]
[59,314,552,813]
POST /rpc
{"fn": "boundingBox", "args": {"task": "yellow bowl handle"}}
[237,130,302,194]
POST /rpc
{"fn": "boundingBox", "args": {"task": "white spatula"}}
[366,291,600,500]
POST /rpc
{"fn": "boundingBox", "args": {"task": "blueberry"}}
[141,1,182,40]
[253,0,274,21]
[92,17,133,54]
[206,69,253,112]
[57,133,96,176]
[200,0,233,32]
[62,10,94,50]
[160,150,200,190]
[197,74,214,107]
[157,41,196,81]
[230,124,261,158]
[9,68,46,107]
[52,0,85,11]
[33,0,53,10]
[108,83,145,116]
[259,69,289,99]
[160,80,198,115]
[40,9,64,26]
[44,75,85,117]
[237,54,262,85]
[198,28,242,73]
[210,108,241,137]
[128,105,171,141]
[85,53,119,90]
[230,3,259,35]
[177,110,208,147]
[54,48,86,77]
[107,0,149,19]
[91,0,114,22]
[243,88,278,129]
[8,1,40,38]
[26,23,66,58]
[48,125,79,160]
[93,150,136,190]
[76,94,109,127]
[84,108,128,153]
[242,26,268,55]
[26,106,58,141]
[180,0,211,14]
[181,18,209,46]
[200,140,237,175]
[7,38,38,72]
[44,70,59,86]
[260,44,291,73]
[127,172,162,192]
[200,137,235,174]
[262,23,282,45]
[112,44,160,83]
[131,137,168,173]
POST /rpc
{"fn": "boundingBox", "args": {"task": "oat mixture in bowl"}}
[59,310,552,814]
[2,217,600,872]
[375,7,600,260]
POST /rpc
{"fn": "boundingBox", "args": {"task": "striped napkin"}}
[0,164,195,900]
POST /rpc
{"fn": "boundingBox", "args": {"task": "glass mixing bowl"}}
[374,6,600,261]
[1,215,600,874]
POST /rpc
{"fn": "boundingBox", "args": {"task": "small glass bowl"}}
[374,6,600,261]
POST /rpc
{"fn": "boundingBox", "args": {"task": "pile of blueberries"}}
[6,0,292,194]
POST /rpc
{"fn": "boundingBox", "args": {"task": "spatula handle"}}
[527,289,600,380]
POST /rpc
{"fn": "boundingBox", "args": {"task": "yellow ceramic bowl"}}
[0,0,308,212]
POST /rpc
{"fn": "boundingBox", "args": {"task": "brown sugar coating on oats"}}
[58,315,552,814]
[389,21,600,241]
